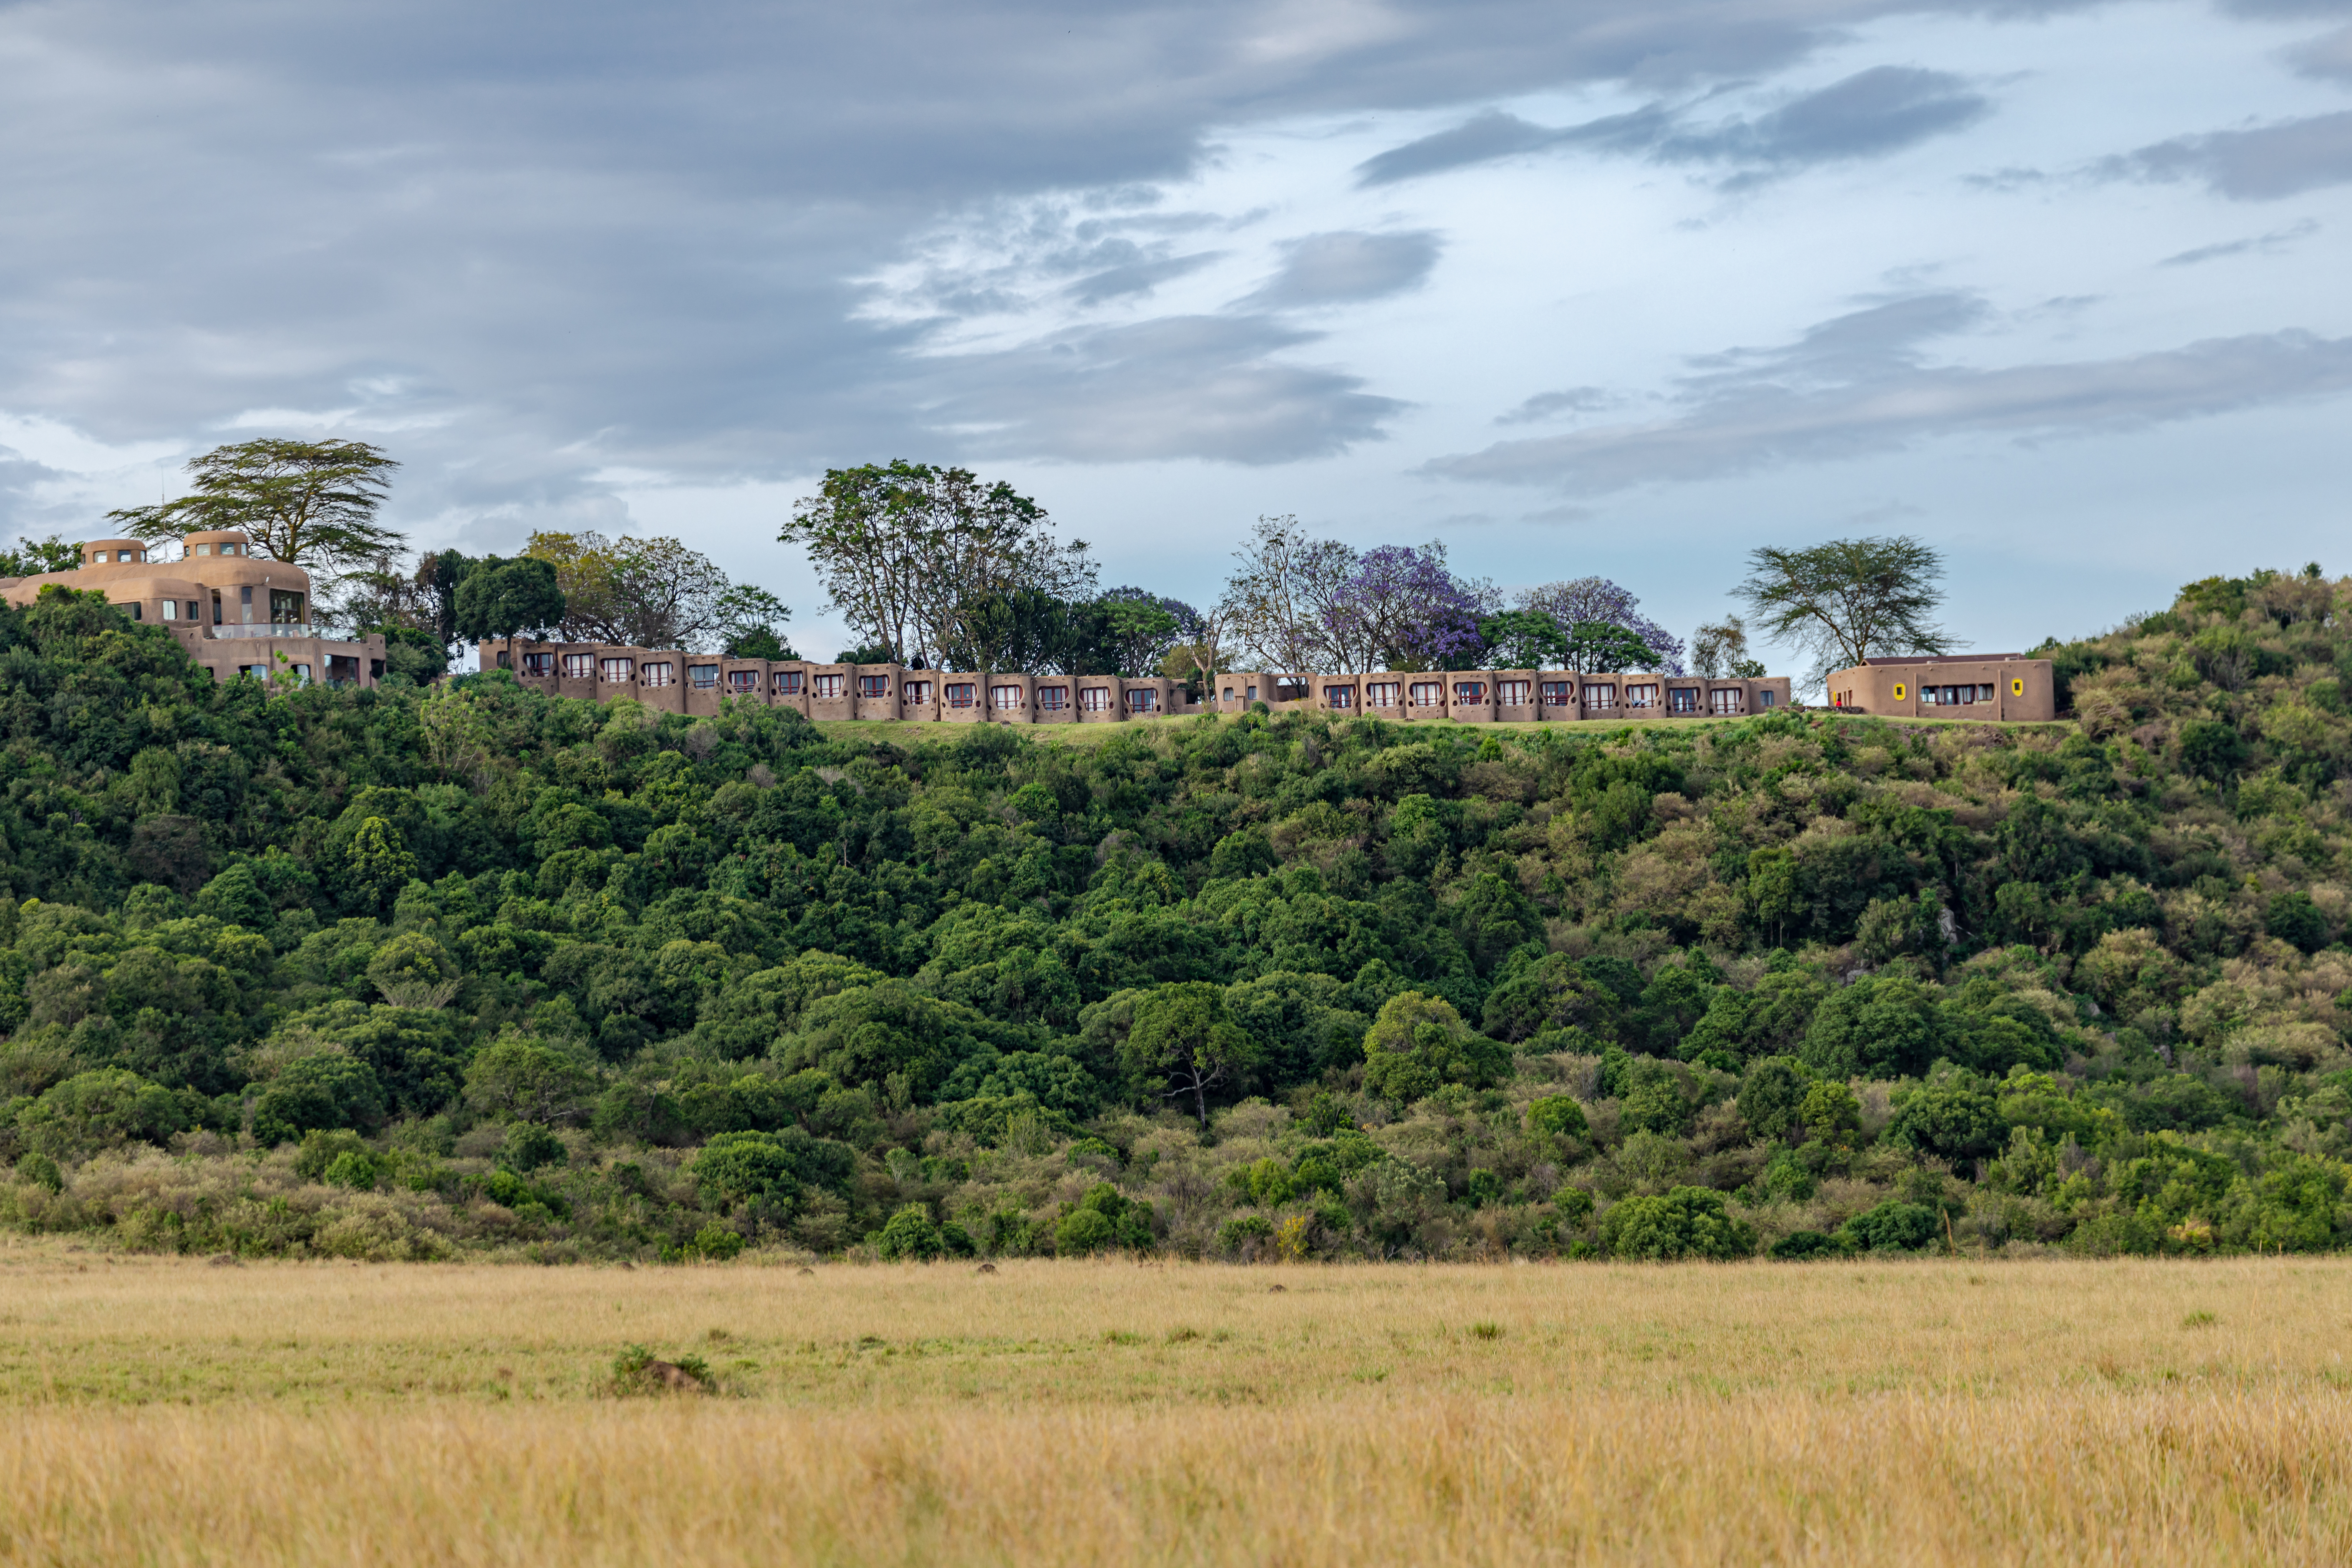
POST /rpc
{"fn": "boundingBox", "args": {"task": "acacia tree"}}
[782,461,1093,668]
[1735,535,1959,684]
[109,438,404,571]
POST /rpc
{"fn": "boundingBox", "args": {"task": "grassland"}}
[3,1243,2349,1565]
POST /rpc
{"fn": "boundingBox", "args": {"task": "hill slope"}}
[1,574,2348,1261]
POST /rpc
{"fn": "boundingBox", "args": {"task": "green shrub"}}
[293,1129,371,1181]
[1600,1186,1756,1260]
[1361,992,1509,1106]
[17,1068,187,1157]
[252,1055,388,1147]
[1769,1229,1851,1260]
[684,1224,744,1261]
[876,1203,943,1261]
[1215,1213,1274,1257]
[322,1150,378,1190]
[1054,1206,1117,1256]
[1841,1200,1942,1253]
[498,1122,568,1175]
[1888,1076,2005,1163]
[1527,1094,1589,1140]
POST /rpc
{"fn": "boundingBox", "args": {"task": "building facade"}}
[484,638,1798,724]
[0,532,387,688]
[1823,655,2057,721]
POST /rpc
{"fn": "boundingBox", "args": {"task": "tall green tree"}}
[108,438,404,570]
[782,461,1094,668]
[0,535,82,577]
[454,557,568,643]
[1734,536,1959,684]
[1120,982,1254,1127]
[1565,620,1657,673]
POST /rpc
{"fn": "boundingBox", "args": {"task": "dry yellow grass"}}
[3,1243,2349,1564]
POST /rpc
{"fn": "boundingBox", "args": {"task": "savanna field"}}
[5,567,2352,1560]
[6,1245,2352,1566]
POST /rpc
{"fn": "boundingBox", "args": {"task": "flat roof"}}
[1857,654,2030,666]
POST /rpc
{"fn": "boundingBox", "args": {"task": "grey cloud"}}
[1675,66,1989,166]
[2160,219,2321,266]
[0,0,2116,541]
[1496,386,1620,423]
[2224,0,2352,14]
[1241,231,1442,308]
[1353,106,1666,184]
[2290,24,2352,80]
[1426,294,2352,492]
[1066,251,1223,304]
[2106,111,2352,199]
[1355,67,1986,189]
[1355,111,1565,184]
[1963,166,2051,191]
[912,315,1404,464]
[1679,291,1989,383]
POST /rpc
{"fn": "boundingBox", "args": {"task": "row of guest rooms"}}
[491,643,1792,722]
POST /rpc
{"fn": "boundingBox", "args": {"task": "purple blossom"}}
[1515,577,1685,673]
[1330,543,1489,670]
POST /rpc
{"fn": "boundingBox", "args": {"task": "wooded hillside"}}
[2,569,2348,1261]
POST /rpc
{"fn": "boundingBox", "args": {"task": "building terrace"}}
[484,637,1799,724]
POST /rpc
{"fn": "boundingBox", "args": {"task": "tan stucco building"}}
[1824,655,2057,721]
[483,638,1798,724]
[0,532,386,688]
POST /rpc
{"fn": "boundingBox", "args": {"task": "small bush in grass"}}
[612,1343,715,1394]
[877,1204,943,1261]
[1601,1186,1757,1261]
[1055,1207,1116,1256]
[1841,1200,1941,1253]
[684,1225,744,1261]
[1217,1213,1274,1258]
[1769,1229,1852,1260]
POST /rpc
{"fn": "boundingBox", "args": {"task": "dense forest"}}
[2,567,2349,1263]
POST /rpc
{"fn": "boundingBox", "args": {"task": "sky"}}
[3,0,2349,672]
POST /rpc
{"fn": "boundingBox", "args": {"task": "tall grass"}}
[3,1246,2349,1562]
[3,1392,2348,1565]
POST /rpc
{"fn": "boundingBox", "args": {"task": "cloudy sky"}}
[4,0,2349,669]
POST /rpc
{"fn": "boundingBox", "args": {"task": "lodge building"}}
[481,636,1798,724]
[1823,655,2057,722]
[0,532,387,688]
